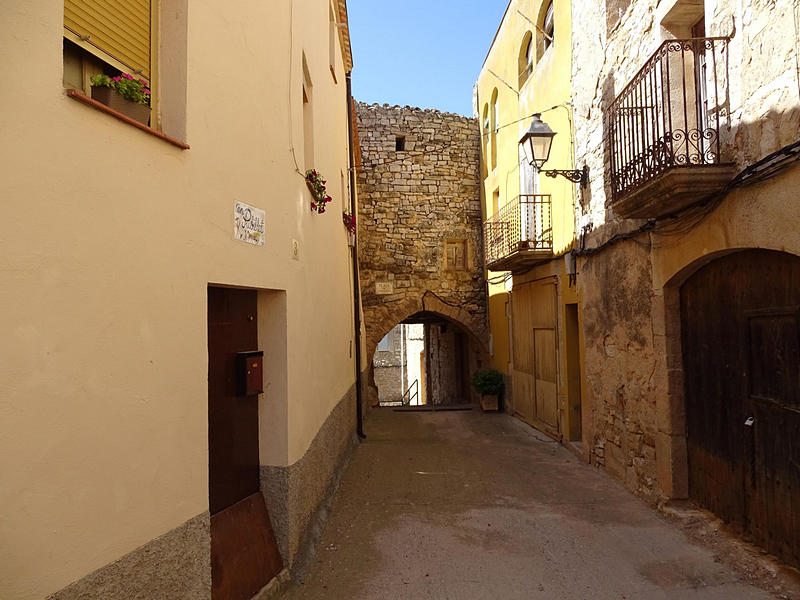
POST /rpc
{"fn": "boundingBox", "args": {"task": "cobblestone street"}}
[283,409,799,600]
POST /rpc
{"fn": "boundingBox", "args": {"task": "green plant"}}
[470,369,505,396]
[90,73,151,105]
[305,170,332,214]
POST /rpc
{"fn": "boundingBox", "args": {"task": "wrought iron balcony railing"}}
[484,194,552,271]
[607,36,730,203]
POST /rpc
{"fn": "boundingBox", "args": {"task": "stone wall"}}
[355,102,488,360]
[572,0,800,236]
[569,0,800,501]
[373,365,403,403]
[428,323,472,405]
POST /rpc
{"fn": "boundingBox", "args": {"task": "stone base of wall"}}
[260,382,358,578]
[48,512,211,600]
[48,383,360,600]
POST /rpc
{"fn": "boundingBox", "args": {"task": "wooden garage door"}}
[681,249,800,568]
[511,279,559,436]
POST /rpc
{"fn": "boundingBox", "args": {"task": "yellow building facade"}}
[477,0,584,446]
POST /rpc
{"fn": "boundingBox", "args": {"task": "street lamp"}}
[520,113,588,188]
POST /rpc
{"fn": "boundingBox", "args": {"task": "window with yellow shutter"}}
[64,0,152,81]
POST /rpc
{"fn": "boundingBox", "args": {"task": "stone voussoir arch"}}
[364,292,489,363]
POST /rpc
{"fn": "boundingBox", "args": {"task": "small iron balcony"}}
[484,194,553,272]
[607,36,736,218]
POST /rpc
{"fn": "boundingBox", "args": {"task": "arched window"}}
[518,31,534,88]
[482,103,490,176]
[540,1,554,56]
[490,89,498,170]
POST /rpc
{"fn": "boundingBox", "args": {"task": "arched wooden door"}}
[681,249,800,567]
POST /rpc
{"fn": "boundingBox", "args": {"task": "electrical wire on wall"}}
[575,137,800,263]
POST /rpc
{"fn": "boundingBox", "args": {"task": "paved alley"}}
[282,408,795,600]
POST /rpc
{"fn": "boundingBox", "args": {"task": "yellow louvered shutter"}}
[64,0,151,80]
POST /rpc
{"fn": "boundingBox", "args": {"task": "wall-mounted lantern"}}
[520,113,588,188]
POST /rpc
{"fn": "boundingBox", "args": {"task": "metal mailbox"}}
[236,351,264,396]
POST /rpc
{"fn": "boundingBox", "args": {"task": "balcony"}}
[484,194,553,272]
[607,37,736,219]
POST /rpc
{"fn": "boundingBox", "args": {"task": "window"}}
[518,32,534,88]
[62,0,188,142]
[490,89,499,170]
[302,53,315,169]
[482,103,490,176]
[329,4,338,82]
[539,1,555,58]
[445,240,467,270]
[395,136,406,151]
[63,0,153,106]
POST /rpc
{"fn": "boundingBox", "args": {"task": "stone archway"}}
[363,292,490,409]
[659,249,800,569]
[355,103,489,409]
[656,246,800,499]
[365,292,488,361]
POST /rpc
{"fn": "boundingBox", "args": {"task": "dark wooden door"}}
[681,250,800,568]
[207,287,282,600]
[208,286,260,514]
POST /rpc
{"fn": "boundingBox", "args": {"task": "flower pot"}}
[480,394,499,412]
[91,86,151,125]
[306,179,317,197]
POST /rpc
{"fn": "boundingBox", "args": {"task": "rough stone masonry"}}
[355,102,488,372]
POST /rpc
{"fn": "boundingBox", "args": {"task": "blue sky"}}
[347,1,510,116]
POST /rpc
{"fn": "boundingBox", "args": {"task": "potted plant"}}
[305,170,332,214]
[471,369,505,412]
[342,210,356,245]
[90,73,151,125]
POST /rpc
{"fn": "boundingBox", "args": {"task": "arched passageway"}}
[371,311,484,407]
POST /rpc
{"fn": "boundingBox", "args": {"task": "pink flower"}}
[122,73,133,80]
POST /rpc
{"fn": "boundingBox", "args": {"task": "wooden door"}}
[207,287,282,600]
[511,280,559,436]
[681,250,800,568]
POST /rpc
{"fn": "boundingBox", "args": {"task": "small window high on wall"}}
[302,53,315,169]
[518,32,534,88]
[329,4,338,82]
[445,240,467,270]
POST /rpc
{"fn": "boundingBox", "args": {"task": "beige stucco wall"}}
[0,1,357,598]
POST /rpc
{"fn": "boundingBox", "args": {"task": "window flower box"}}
[90,73,151,126]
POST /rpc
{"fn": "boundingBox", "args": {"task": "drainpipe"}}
[346,72,366,439]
